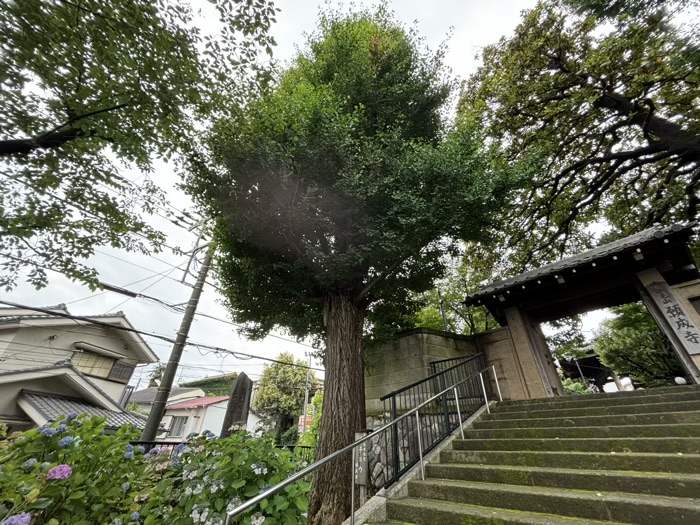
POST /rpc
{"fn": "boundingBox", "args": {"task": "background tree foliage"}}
[0,0,276,290]
[187,7,514,523]
[298,390,323,448]
[594,302,686,386]
[253,353,314,430]
[461,0,700,272]
[414,246,499,335]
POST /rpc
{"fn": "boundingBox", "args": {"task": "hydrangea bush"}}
[0,417,309,525]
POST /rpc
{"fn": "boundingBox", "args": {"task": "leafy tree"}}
[461,0,700,271]
[0,0,276,290]
[180,372,238,396]
[147,363,165,388]
[187,8,512,523]
[594,302,686,386]
[253,353,314,437]
[563,0,698,18]
[298,390,323,448]
[546,316,588,361]
[414,247,499,335]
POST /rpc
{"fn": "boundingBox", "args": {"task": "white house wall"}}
[200,400,228,435]
[0,324,143,403]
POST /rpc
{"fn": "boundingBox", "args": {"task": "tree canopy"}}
[594,302,686,386]
[461,0,700,272]
[187,7,513,524]
[0,0,276,290]
[253,353,314,423]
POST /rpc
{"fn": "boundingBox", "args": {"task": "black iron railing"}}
[430,354,482,375]
[379,353,488,486]
[130,440,182,457]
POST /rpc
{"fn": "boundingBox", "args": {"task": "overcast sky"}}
[7,0,597,389]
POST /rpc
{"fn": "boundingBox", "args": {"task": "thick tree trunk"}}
[308,294,366,525]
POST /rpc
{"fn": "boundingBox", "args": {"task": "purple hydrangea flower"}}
[121,482,130,492]
[1,512,32,525]
[40,427,58,437]
[130,511,140,522]
[21,458,37,470]
[46,464,72,480]
[58,436,75,447]
[148,448,160,456]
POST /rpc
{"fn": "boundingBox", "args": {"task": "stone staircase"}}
[378,385,700,525]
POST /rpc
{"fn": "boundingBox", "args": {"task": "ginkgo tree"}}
[187,7,514,524]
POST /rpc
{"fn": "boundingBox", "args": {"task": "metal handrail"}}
[379,353,484,400]
[224,365,502,525]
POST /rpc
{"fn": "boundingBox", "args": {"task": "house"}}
[0,305,159,433]
[128,386,205,414]
[161,396,264,441]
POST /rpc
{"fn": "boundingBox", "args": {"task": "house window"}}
[109,362,136,384]
[169,416,188,438]
[72,352,115,378]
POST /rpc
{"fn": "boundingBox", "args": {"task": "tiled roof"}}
[21,390,148,430]
[465,223,695,305]
[167,396,229,410]
[130,387,202,404]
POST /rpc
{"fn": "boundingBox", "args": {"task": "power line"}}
[0,301,324,372]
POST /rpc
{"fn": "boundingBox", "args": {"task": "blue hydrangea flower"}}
[125,444,134,453]
[170,456,181,468]
[40,427,58,437]
[56,424,67,433]
[1,512,32,525]
[124,451,134,460]
[121,482,130,492]
[130,511,140,522]
[174,443,187,454]
[41,462,51,469]
[58,436,75,447]
[65,413,78,422]
[185,432,198,440]
[148,448,160,456]
[21,458,37,470]
[137,446,145,454]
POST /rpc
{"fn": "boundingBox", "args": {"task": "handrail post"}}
[351,447,356,525]
[390,396,399,479]
[491,365,503,402]
[479,371,490,414]
[453,386,464,439]
[439,373,450,434]
[415,410,424,480]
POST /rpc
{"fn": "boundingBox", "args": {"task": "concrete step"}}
[472,410,700,429]
[493,390,700,413]
[462,423,700,439]
[407,479,700,525]
[440,449,700,473]
[497,385,700,408]
[386,498,632,525]
[482,399,700,421]
[451,436,700,454]
[424,463,700,498]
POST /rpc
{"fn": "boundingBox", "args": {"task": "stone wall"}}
[364,328,478,415]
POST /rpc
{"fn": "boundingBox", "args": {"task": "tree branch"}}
[0,103,129,156]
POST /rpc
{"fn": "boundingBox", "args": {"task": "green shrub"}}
[0,416,309,525]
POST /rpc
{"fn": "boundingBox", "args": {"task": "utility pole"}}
[300,353,312,436]
[437,289,448,332]
[141,245,213,441]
